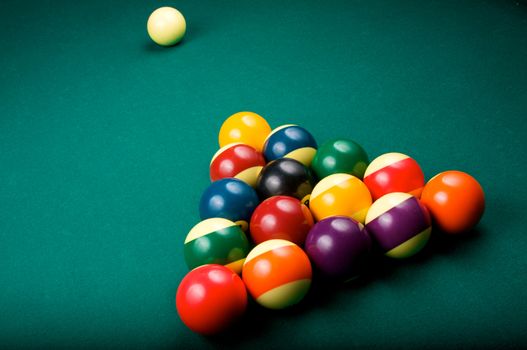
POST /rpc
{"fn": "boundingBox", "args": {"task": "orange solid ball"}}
[421,171,485,234]
[219,112,272,152]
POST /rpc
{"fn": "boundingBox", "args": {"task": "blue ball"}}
[199,178,259,226]
[263,125,317,166]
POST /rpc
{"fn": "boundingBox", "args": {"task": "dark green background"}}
[1,0,526,348]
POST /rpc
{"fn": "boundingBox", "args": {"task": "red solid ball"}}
[176,264,247,335]
[250,196,314,246]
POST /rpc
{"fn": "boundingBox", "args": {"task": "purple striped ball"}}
[365,192,431,259]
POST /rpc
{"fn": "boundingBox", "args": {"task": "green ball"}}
[184,218,250,274]
[311,139,369,179]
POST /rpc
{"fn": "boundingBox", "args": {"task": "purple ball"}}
[305,216,372,280]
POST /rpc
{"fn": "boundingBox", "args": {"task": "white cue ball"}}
[147,7,186,46]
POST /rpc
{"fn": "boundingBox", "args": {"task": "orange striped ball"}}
[242,239,312,309]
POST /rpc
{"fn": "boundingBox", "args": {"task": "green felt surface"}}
[1,0,527,348]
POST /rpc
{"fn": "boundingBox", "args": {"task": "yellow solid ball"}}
[219,112,272,152]
[147,7,186,46]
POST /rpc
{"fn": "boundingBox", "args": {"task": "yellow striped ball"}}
[307,173,372,223]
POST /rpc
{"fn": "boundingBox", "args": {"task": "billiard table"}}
[1,0,526,348]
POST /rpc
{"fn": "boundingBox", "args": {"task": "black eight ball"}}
[256,158,315,201]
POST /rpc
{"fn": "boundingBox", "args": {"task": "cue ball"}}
[176,264,247,335]
[305,216,372,280]
[147,7,186,46]
[420,170,485,234]
[184,218,250,274]
[250,195,314,246]
[242,239,312,309]
[365,192,431,259]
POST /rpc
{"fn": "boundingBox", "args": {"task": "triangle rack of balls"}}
[175,111,485,335]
